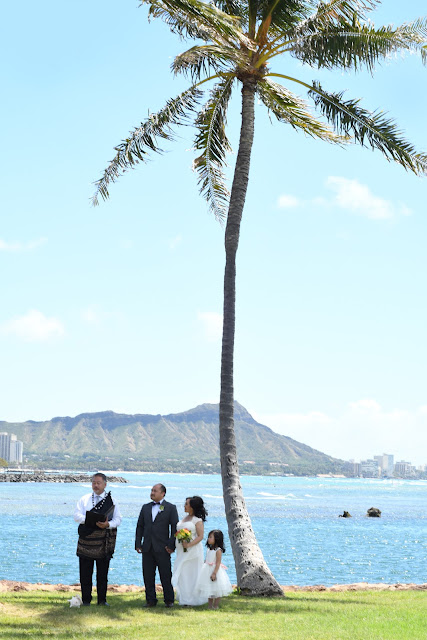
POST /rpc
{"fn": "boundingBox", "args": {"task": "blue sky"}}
[1,1,426,465]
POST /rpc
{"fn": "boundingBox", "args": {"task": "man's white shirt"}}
[151,498,165,521]
[74,491,122,529]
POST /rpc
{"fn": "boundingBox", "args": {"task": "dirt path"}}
[1,580,426,594]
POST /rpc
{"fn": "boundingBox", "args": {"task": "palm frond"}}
[248,0,258,38]
[193,77,235,222]
[287,0,378,39]
[395,17,427,64]
[257,0,312,40]
[258,78,346,143]
[290,18,427,71]
[308,81,427,175]
[140,0,252,48]
[172,44,248,81]
[259,0,311,24]
[146,6,215,41]
[214,0,246,18]
[92,86,203,206]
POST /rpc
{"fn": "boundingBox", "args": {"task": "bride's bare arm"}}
[182,521,204,549]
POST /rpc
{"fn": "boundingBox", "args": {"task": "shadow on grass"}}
[3,591,376,627]
[282,593,376,607]
[0,624,81,640]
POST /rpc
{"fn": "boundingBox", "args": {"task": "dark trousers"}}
[142,549,174,604]
[79,556,110,604]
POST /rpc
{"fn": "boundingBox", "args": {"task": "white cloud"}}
[197,311,223,342]
[348,398,381,413]
[326,176,410,220]
[275,178,410,221]
[0,237,47,251]
[1,310,65,342]
[254,398,427,465]
[277,194,300,209]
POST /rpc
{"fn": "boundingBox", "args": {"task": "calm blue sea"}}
[1,473,426,586]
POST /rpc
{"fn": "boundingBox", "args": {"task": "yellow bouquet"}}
[175,528,192,551]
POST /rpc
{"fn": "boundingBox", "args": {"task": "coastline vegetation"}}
[15,456,353,477]
[10,456,427,479]
[0,590,425,640]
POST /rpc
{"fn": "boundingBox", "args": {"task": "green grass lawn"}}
[0,590,425,640]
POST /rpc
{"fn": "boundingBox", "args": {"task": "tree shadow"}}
[2,590,377,633]
[0,623,81,640]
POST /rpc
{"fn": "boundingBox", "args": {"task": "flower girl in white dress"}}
[196,530,233,609]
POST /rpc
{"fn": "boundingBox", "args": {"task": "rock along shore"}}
[0,580,426,593]
[0,473,127,483]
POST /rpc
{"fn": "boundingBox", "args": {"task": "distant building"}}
[381,454,394,476]
[352,462,362,477]
[9,437,23,463]
[0,432,24,464]
[351,453,424,479]
[360,459,380,478]
[374,453,394,477]
[0,433,9,460]
[394,460,416,477]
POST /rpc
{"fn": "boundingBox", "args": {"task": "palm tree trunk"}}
[219,78,283,596]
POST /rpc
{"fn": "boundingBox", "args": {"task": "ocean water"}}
[0,473,426,586]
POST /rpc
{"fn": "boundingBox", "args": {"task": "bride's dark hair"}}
[187,496,208,521]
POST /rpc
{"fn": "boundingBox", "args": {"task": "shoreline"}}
[0,473,127,483]
[1,580,426,594]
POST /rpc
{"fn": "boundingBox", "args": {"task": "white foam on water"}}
[119,485,144,489]
[256,492,302,500]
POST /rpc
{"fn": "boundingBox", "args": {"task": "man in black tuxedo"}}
[135,483,179,608]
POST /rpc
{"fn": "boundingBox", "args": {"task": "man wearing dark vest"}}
[135,483,178,607]
[74,472,122,606]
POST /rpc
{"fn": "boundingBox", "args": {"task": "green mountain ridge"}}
[1,402,351,475]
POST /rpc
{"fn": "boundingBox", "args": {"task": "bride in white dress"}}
[172,496,208,606]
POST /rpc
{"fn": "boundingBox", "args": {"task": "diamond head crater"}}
[0,402,351,476]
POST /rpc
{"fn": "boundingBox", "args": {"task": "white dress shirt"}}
[74,491,122,529]
[151,498,165,521]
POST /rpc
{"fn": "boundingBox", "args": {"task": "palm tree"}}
[93,0,427,595]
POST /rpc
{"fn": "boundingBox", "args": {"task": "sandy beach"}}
[1,580,426,594]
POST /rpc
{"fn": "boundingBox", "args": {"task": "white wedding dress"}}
[172,515,207,606]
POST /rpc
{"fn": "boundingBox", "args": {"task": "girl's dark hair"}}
[206,529,225,553]
[187,496,208,521]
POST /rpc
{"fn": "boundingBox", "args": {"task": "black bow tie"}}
[152,502,161,506]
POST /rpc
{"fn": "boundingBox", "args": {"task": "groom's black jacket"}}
[135,500,179,553]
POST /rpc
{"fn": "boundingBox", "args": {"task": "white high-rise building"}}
[0,432,11,460]
[382,454,394,476]
[9,436,23,463]
[372,453,394,476]
[394,460,415,477]
[361,459,381,478]
[0,432,24,464]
